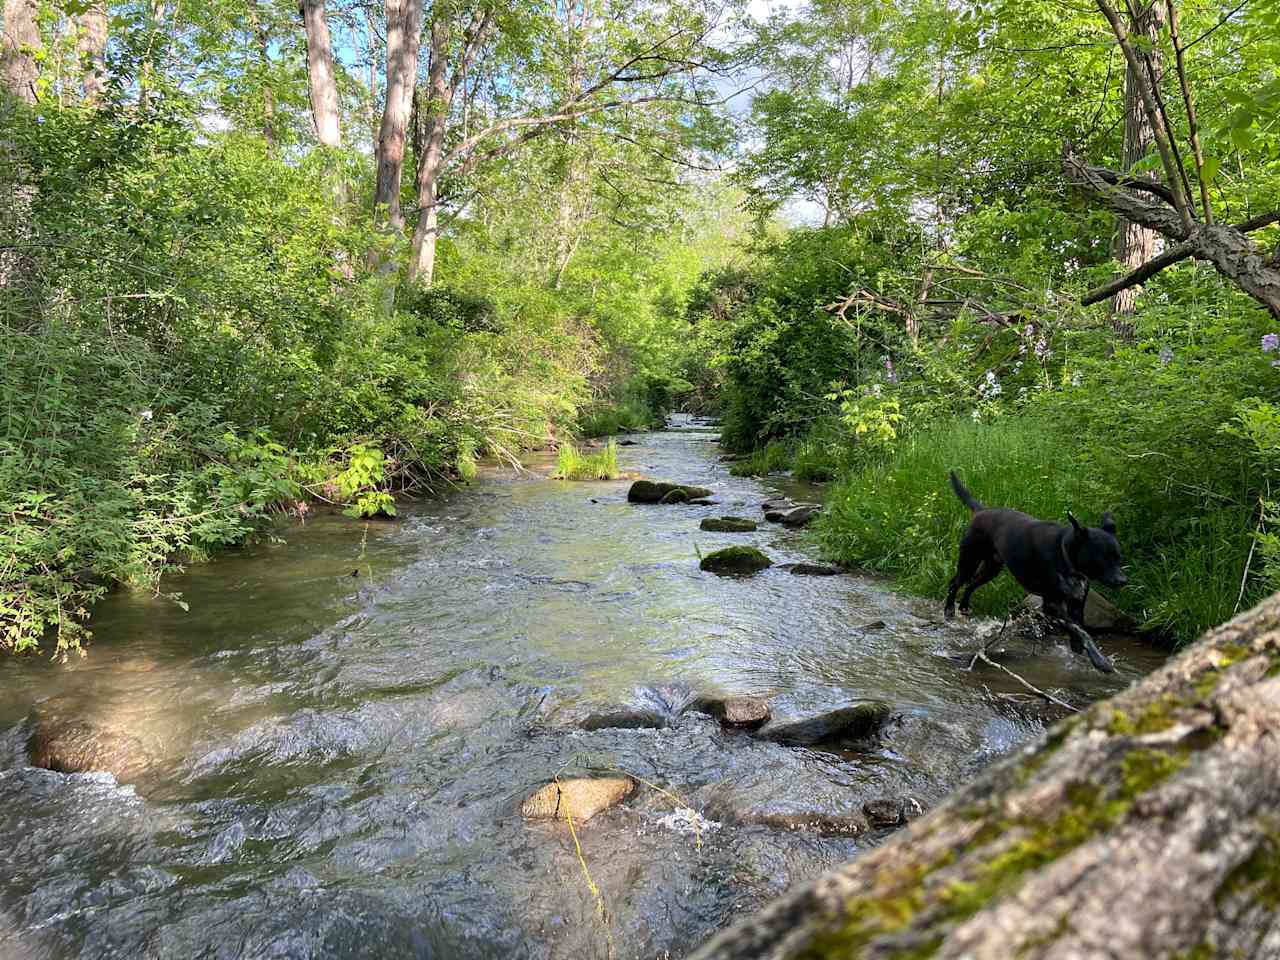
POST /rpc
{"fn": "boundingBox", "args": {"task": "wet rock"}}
[860,620,888,631]
[754,701,892,746]
[27,709,157,783]
[520,777,635,823]
[760,498,795,513]
[660,488,690,504]
[700,517,758,533]
[765,504,821,527]
[779,563,842,576]
[862,796,924,829]
[689,498,719,506]
[699,546,772,576]
[690,695,771,728]
[628,480,714,504]
[618,439,639,446]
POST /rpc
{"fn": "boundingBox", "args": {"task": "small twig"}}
[966,614,1011,670]
[973,650,1081,713]
[1235,495,1264,615]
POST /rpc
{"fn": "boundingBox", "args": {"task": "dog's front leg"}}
[1046,595,1115,674]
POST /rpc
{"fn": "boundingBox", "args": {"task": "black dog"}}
[944,471,1127,673]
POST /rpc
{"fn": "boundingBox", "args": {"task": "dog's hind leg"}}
[958,558,1003,613]
[945,539,986,618]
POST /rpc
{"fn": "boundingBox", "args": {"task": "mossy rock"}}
[628,479,714,503]
[660,488,690,504]
[700,516,758,533]
[754,701,893,746]
[700,546,772,575]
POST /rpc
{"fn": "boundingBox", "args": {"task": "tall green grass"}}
[554,441,620,480]
[728,439,791,477]
[813,416,1259,643]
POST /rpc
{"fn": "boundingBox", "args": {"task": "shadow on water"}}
[0,416,1167,959]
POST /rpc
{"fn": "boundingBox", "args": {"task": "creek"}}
[0,417,1164,959]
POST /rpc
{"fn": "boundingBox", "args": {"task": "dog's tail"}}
[949,471,985,513]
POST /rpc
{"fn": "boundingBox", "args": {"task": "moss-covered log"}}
[693,592,1280,960]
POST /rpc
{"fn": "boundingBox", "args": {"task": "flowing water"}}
[0,418,1166,960]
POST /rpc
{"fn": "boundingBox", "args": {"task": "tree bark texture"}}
[301,0,340,149]
[2,0,40,103]
[373,0,421,235]
[1110,2,1165,333]
[692,590,1280,960]
[406,17,451,285]
[76,1,108,104]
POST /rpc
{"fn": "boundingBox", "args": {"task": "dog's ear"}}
[1067,512,1083,533]
[1100,511,1117,534]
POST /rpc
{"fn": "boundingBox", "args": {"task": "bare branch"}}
[1082,241,1196,304]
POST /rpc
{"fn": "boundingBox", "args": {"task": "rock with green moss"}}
[700,516,758,533]
[753,701,892,746]
[691,591,1280,960]
[699,546,772,575]
[628,479,714,503]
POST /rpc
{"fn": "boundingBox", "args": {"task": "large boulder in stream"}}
[692,590,1280,960]
[700,516,758,533]
[628,479,714,504]
[753,701,892,746]
[520,776,635,823]
[699,546,772,576]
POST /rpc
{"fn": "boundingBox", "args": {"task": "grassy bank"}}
[811,417,1261,643]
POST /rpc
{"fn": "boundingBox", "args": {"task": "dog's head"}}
[1066,511,1128,588]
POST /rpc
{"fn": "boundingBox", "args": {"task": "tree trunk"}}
[373,0,421,236]
[693,590,1280,960]
[1110,1,1166,337]
[76,1,107,104]
[301,0,340,149]
[406,17,451,286]
[364,4,379,148]
[2,0,41,103]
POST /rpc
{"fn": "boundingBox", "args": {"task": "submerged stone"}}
[700,517,758,533]
[754,701,892,746]
[27,715,157,783]
[699,546,772,575]
[520,777,635,823]
[627,480,714,504]
[779,562,842,576]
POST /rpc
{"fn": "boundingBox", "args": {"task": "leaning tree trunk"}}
[2,0,41,103]
[1110,1,1165,335]
[693,591,1280,960]
[76,0,107,104]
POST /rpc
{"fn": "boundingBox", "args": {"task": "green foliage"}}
[553,441,620,481]
[728,440,791,477]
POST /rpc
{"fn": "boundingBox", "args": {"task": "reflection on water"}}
[0,417,1165,959]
